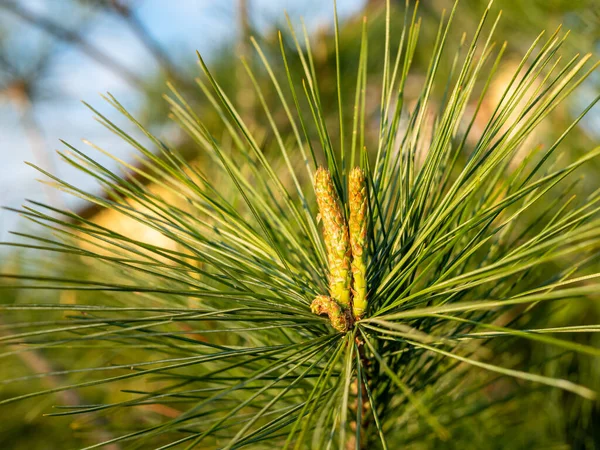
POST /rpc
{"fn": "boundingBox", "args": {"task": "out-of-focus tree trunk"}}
[367,0,386,9]
[237,0,256,129]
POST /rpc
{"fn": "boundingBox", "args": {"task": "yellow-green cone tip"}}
[310,295,349,332]
[349,167,368,319]
[314,167,352,309]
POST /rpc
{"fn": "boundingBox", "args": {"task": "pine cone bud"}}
[314,167,352,309]
[349,167,368,319]
[310,295,349,332]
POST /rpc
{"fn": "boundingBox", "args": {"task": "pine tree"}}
[1,1,600,448]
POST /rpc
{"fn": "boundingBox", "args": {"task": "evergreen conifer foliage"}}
[2,1,600,448]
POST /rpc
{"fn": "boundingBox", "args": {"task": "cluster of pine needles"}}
[1,1,600,448]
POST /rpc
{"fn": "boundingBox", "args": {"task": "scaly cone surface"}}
[314,167,352,309]
[310,295,349,332]
[349,167,368,319]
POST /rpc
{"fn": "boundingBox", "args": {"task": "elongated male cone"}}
[314,167,352,309]
[349,167,368,319]
[310,295,349,332]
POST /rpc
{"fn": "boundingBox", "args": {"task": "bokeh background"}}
[1,0,600,448]
[0,0,367,241]
[2,0,599,241]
